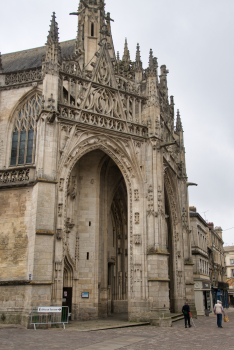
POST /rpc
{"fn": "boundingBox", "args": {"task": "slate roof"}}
[1,40,76,73]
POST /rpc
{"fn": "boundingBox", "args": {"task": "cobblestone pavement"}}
[1,309,233,350]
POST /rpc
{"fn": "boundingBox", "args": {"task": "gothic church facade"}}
[0,0,196,326]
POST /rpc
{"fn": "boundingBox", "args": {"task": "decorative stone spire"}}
[149,49,154,70]
[159,64,169,98]
[122,38,130,62]
[0,52,3,73]
[135,43,142,71]
[43,12,61,75]
[176,109,183,132]
[47,12,59,45]
[147,49,157,77]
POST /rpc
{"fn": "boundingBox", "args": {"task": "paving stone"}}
[0,309,234,350]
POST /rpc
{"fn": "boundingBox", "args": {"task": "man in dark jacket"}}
[182,301,191,328]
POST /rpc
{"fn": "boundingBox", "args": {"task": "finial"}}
[160,64,169,76]
[47,12,59,45]
[135,43,142,71]
[149,49,154,70]
[122,38,130,62]
[0,52,3,73]
[176,109,183,132]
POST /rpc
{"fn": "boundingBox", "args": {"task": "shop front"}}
[211,282,229,309]
[194,280,212,316]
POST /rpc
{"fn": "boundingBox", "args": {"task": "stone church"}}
[0,0,196,326]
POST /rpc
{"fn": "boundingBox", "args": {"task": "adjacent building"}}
[190,207,211,315]
[207,223,228,308]
[224,246,234,306]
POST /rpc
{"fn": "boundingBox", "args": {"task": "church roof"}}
[1,39,76,73]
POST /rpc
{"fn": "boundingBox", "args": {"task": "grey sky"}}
[1,0,234,244]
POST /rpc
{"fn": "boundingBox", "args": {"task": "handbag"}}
[224,315,229,323]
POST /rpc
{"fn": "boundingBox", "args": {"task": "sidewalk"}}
[1,309,234,350]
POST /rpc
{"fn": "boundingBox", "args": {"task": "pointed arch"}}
[63,255,74,288]
[7,88,42,167]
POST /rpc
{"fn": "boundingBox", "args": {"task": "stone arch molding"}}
[59,132,142,184]
[57,134,141,293]
[164,167,184,298]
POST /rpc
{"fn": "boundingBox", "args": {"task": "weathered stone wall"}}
[0,187,32,281]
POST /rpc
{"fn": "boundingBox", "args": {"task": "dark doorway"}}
[62,287,72,319]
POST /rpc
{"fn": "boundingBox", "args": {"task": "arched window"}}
[10,93,42,166]
[91,22,94,37]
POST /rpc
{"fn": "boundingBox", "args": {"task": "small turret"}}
[146,49,158,78]
[159,65,169,99]
[134,43,143,83]
[176,109,183,132]
[122,38,130,63]
[135,43,142,71]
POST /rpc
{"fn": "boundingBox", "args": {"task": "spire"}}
[176,109,183,132]
[43,12,61,74]
[135,43,142,71]
[149,49,154,70]
[147,49,157,77]
[122,38,130,62]
[47,12,59,45]
[0,52,3,73]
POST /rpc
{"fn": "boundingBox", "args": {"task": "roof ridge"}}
[2,39,76,57]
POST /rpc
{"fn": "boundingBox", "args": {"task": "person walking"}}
[214,300,225,328]
[182,301,191,328]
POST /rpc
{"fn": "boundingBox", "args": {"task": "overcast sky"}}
[1,0,234,245]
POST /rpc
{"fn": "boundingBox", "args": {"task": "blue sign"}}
[82,292,89,298]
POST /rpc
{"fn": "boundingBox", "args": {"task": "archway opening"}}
[64,149,128,320]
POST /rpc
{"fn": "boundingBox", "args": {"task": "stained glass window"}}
[10,93,42,166]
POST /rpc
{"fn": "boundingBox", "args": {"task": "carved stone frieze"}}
[0,168,30,184]
[5,68,42,86]
[84,87,122,118]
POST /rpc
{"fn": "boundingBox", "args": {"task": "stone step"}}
[171,313,184,322]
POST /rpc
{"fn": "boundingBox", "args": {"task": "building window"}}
[91,23,94,37]
[10,93,42,166]
[231,259,234,265]
[232,269,234,277]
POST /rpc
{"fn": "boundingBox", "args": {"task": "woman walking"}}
[214,300,225,328]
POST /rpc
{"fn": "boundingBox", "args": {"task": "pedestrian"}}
[214,300,225,328]
[182,301,191,328]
